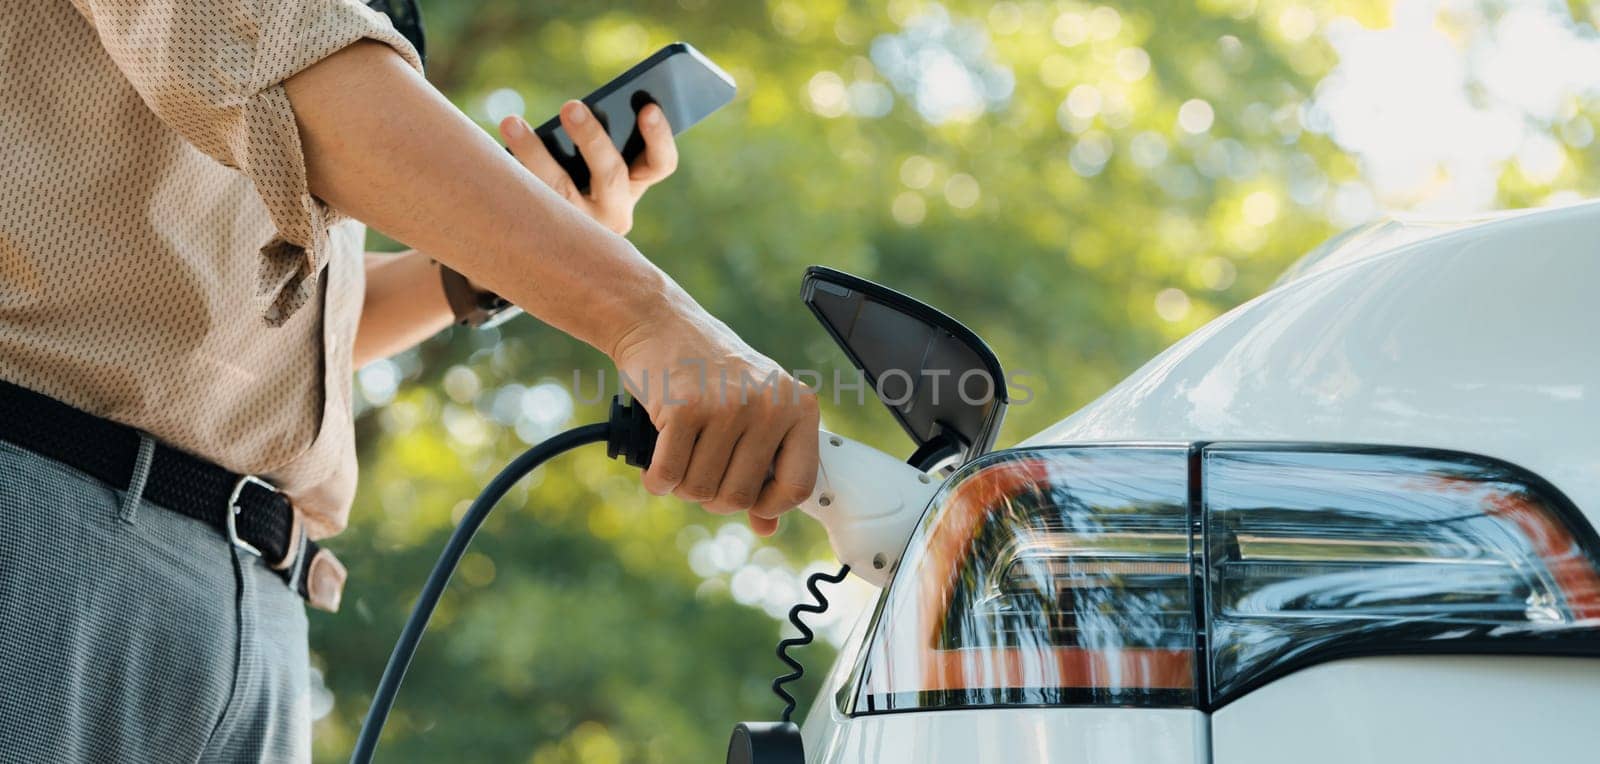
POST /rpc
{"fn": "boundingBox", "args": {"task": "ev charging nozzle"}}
[796,430,940,587]
[607,397,941,588]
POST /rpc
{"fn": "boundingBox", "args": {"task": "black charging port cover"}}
[726,721,804,764]
[800,265,1008,466]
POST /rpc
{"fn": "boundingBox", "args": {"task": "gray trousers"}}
[0,439,311,762]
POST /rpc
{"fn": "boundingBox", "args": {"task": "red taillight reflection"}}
[915,457,1053,645]
[915,458,1194,693]
[922,647,1194,692]
[1486,490,1600,620]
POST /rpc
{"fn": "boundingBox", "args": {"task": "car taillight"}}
[1203,445,1600,702]
[851,444,1600,714]
[856,447,1196,711]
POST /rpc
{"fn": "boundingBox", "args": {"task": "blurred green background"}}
[323,0,1600,760]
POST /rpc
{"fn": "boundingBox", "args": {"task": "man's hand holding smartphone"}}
[499,100,677,235]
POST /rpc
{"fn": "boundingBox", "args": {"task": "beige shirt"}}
[0,2,421,538]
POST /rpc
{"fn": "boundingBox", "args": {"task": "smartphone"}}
[531,42,736,193]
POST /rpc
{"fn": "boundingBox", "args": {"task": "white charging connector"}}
[796,431,942,588]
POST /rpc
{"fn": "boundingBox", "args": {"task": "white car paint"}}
[804,201,1600,763]
[806,706,1206,763]
[1030,201,1600,521]
[1210,655,1600,763]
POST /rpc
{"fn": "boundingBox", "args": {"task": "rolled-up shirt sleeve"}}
[69,0,423,324]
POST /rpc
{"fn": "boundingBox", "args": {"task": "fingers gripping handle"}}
[605,397,938,588]
[799,431,940,588]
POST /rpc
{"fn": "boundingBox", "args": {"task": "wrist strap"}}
[438,264,518,328]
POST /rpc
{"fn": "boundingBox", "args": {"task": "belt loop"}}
[118,433,156,525]
[274,511,307,576]
[286,523,308,593]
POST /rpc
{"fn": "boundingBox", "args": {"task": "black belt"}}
[0,378,341,610]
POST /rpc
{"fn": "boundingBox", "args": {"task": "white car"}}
[798,201,1600,763]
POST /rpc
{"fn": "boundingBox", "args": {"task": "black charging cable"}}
[350,396,656,764]
[349,392,864,759]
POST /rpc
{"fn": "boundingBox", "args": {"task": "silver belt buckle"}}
[226,475,275,557]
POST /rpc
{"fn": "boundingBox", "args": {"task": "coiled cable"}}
[771,564,851,723]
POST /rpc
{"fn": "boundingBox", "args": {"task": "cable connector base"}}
[606,395,658,469]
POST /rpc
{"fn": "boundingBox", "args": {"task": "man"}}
[0,2,818,760]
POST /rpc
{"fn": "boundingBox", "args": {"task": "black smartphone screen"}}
[533,43,736,193]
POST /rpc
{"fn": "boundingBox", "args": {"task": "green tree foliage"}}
[318,1,1597,761]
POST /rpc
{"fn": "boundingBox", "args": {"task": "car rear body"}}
[802,201,1600,762]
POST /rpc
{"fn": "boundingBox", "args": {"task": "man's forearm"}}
[355,251,454,369]
[285,41,697,358]
[288,41,822,530]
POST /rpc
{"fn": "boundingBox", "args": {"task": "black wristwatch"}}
[438,265,520,328]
